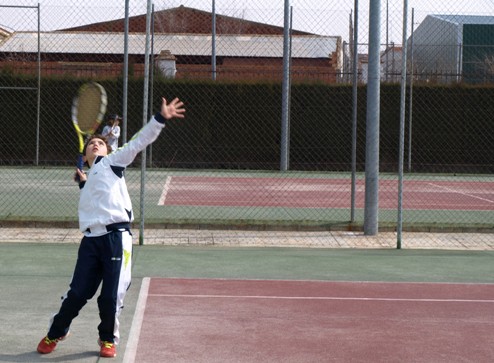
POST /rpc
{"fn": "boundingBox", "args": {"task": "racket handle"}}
[75,154,84,182]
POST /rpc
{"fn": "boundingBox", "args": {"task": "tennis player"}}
[101,114,122,152]
[37,97,185,358]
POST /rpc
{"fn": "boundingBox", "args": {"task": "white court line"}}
[427,182,494,204]
[123,277,150,363]
[157,176,172,205]
[148,293,494,303]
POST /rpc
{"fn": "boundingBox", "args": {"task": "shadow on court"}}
[1,243,493,362]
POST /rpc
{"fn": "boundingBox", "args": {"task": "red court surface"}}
[125,278,494,362]
[158,176,494,210]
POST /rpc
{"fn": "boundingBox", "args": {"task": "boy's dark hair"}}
[108,114,122,121]
[83,134,112,155]
[107,114,122,125]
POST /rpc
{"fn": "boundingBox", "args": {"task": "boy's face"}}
[84,137,108,165]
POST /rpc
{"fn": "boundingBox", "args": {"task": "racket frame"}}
[71,82,108,170]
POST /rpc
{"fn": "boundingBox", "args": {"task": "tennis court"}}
[1,168,493,230]
[126,277,494,362]
[1,243,494,362]
[158,175,494,210]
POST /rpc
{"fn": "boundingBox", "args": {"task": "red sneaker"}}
[99,340,117,358]
[37,335,67,354]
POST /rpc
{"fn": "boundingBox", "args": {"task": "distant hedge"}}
[0,75,492,173]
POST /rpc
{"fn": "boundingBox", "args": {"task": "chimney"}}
[156,50,177,78]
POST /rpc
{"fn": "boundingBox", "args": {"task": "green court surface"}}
[1,242,493,362]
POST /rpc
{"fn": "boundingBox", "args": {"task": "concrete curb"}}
[1,228,494,250]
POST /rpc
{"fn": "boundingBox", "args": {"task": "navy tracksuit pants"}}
[47,229,132,344]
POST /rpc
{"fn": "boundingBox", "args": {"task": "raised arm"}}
[107,97,185,167]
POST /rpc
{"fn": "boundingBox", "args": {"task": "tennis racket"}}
[71,82,107,179]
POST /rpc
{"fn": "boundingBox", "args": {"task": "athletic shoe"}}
[99,340,117,358]
[37,334,67,354]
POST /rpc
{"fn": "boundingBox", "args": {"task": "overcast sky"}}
[1,0,492,44]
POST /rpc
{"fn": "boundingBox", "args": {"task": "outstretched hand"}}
[160,97,185,120]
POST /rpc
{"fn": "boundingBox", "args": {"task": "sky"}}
[0,0,492,45]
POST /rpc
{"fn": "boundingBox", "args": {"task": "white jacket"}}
[78,114,166,236]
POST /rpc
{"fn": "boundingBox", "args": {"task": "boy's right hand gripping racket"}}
[71,82,107,181]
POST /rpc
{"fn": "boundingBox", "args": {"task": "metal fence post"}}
[364,0,381,236]
[139,0,152,246]
[280,0,291,171]
[397,0,409,249]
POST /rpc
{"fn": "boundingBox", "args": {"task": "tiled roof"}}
[62,5,312,36]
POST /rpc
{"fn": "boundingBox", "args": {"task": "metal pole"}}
[122,0,130,144]
[363,0,381,236]
[148,4,155,167]
[385,0,389,82]
[212,0,217,80]
[280,0,291,171]
[397,0,409,249]
[139,0,152,245]
[350,1,359,222]
[36,3,41,166]
[407,8,415,172]
[287,5,293,159]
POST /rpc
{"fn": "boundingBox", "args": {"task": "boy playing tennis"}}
[37,97,185,358]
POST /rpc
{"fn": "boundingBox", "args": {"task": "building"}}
[381,44,403,83]
[0,6,343,83]
[409,14,494,84]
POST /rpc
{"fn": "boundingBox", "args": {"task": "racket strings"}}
[74,83,108,134]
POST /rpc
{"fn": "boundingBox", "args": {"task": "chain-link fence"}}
[0,0,493,248]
